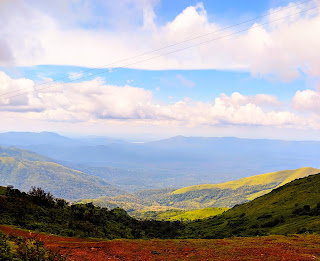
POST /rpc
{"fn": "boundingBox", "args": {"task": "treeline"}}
[0,187,181,239]
[2,172,320,241]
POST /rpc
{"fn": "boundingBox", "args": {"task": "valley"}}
[1,132,320,260]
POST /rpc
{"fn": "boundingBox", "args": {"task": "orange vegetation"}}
[1,225,320,260]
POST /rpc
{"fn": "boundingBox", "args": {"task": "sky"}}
[0,0,320,141]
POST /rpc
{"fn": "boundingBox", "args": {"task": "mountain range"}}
[1,132,320,189]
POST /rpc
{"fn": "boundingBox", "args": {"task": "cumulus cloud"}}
[0,1,320,81]
[0,71,319,130]
[293,89,320,113]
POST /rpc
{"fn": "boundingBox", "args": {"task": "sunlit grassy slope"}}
[131,207,229,221]
[174,167,320,194]
[173,167,319,199]
[183,172,320,238]
[80,167,320,212]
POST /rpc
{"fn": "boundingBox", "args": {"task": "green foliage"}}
[0,231,66,261]
[0,187,6,196]
[2,172,320,241]
[0,187,182,240]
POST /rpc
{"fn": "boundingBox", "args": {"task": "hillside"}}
[170,167,320,207]
[0,186,181,239]
[131,207,229,221]
[1,172,320,241]
[79,167,320,212]
[0,145,52,162]
[0,157,125,200]
[183,171,320,238]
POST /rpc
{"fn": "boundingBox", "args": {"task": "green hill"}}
[132,207,229,221]
[169,167,320,208]
[183,171,320,238]
[1,172,320,240]
[0,145,52,162]
[80,167,320,212]
[0,157,125,200]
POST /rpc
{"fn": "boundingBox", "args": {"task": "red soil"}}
[1,225,320,260]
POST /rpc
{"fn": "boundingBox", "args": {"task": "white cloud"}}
[0,71,319,130]
[176,74,195,88]
[293,89,320,113]
[1,1,320,81]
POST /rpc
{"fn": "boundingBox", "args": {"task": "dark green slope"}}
[0,187,181,239]
[0,157,125,200]
[183,172,320,238]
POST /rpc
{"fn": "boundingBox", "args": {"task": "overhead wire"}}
[0,1,318,101]
[0,0,314,97]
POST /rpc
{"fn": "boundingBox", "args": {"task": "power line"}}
[1,3,318,101]
[0,0,314,98]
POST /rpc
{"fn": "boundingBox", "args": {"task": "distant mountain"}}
[0,132,76,146]
[0,131,127,147]
[0,156,125,200]
[182,171,320,238]
[2,132,320,188]
[18,134,320,186]
[80,167,320,211]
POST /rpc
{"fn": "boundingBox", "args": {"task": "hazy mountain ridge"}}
[2,132,320,188]
[0,131,127,147]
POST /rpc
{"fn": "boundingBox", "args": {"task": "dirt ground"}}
[1,225,320,260]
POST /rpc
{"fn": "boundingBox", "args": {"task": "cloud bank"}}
[0,0,320,81]
[0,71,319,131]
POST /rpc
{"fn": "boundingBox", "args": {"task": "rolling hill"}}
[1,171,320,240]
[183,171,320,238]
[170,167,320,207]
[0,145,52,162]
[131,207,229,221]
[0,156,125,200]
[79,167,320,212]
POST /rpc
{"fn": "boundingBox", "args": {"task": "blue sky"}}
[0,0,319,140]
